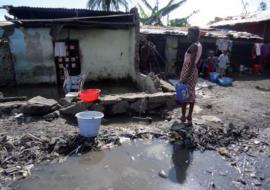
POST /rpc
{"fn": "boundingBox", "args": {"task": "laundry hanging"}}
[254,43,263,56]
[216,39,233,52]
[54,42,66,57]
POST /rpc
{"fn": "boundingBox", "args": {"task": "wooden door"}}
[54,40,81,84]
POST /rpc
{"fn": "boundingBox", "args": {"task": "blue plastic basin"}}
[218,77,233,86]
[209,72,219,82]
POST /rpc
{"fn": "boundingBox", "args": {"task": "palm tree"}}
[259,1,267,11]
[138,0,187,25]
[87,0,129,12]
[170,10,199,27]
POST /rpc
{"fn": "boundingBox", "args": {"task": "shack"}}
[210,10,270,42]
[0,6,140,85]
[139,25,263,77]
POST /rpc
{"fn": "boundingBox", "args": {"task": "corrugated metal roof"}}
[2,6,135,29]
[140,25,263,40]
[141,25,187,35]
[4,6,129,19]
[0,21,13,27]
[211,10,270,27]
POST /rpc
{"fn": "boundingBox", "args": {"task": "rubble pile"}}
[0,124,167,185]
[170,120,258,151]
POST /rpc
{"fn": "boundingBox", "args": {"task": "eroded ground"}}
[0,77,270,189]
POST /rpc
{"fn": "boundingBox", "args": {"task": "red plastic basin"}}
[252,64,262,75]
[79,89,100,102]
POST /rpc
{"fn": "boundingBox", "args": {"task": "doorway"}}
[53,40,81,85]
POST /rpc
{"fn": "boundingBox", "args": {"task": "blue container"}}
[75,111,104,137]
[175,82,189,102]
[218,77,233,86]
[209,72,219,82]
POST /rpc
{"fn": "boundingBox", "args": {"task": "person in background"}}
[205,50,215,78]
[217,50,230,77]
[179,27,202,124]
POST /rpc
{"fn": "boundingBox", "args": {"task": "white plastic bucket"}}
[75,111,104,137]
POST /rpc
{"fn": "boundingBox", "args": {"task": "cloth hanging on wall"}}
[254,43,263,56]
[216,39,233,52]
[54,42,66,57]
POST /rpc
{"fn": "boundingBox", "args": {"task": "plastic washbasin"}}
[209,72,219,82]
[218,77,233,86]
[79,89,100,102]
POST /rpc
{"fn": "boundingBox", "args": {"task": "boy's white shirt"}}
[218,54,229,69]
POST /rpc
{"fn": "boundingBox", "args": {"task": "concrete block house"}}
[0,6,140,85]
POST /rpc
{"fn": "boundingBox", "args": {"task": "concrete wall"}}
[9,28,56,84]
[0,41,15,86]
[59,28,136,81]
[6,26,137,84]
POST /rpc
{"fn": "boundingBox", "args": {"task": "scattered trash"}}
[217,147,231,158]
[158,170,168,178]
[118,137,131,145]
[253,179,262,186]
[218,171,227,176]
[201,115,222,123]
[237,178,246,185]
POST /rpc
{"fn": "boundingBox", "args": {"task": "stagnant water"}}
[13,140,242,190]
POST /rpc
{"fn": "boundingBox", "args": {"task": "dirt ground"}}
[0,76,270,189]
[197,77,270,129]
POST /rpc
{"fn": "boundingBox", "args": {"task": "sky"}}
[0,0,269,26]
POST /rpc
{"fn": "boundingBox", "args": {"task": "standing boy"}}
[217,51,230,77]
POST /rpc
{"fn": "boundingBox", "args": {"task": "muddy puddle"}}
[12,140,240,190]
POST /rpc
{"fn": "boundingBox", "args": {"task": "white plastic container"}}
[75,111,104,137]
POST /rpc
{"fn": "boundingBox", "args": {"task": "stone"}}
[232,181,243,189]
[193,105,202,114]
[160,79,175,92]
[111,100,129,115]
[0,96,27,103]
[253,179,262,186]
[22,96,59,115]
[121,93,148,102]
[159,170,168,178]
[129,99,147,113]
[59,102,89,116]
[28,96,58,107]
[147,93,167,110]
[90,103,105,113]
[43,110,60,121]
[10,108,22,115]
[135,73,161,93]
[58,98,73,107]
[254,140,260,145]
[0,101,26,114]
[201,115,222,123]
[99,95,122,105]
[166,96,177,109]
